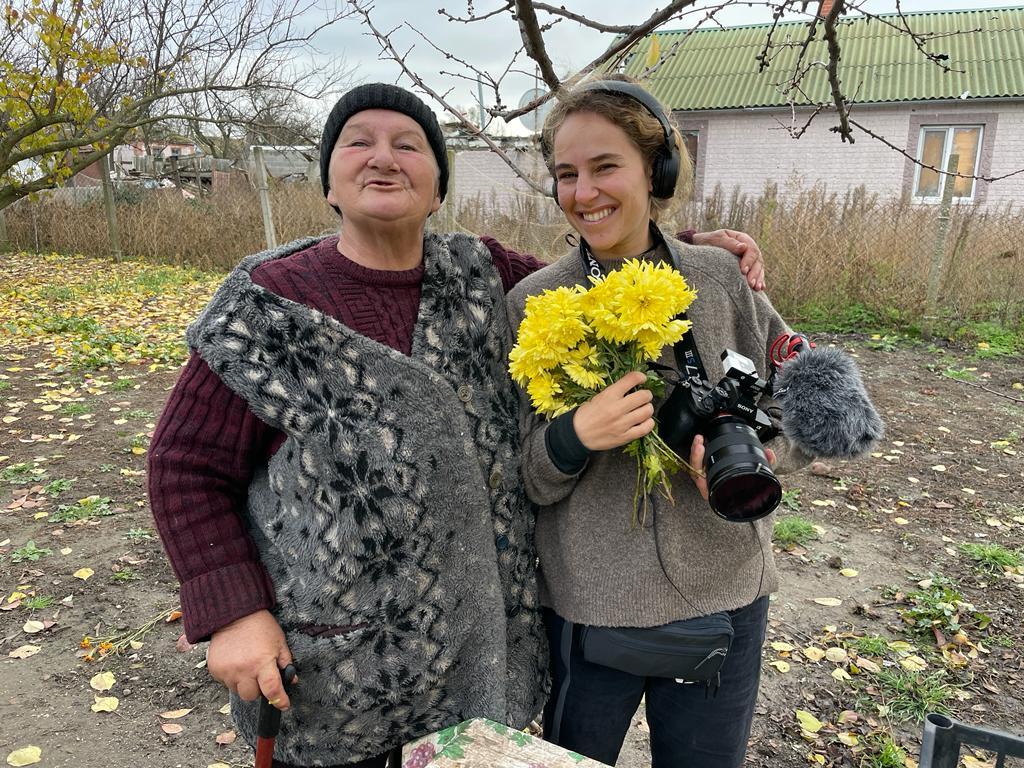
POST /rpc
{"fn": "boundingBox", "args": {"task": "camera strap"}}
[577,224,709,387]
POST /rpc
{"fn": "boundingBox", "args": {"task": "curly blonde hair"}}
[541,74,693,221]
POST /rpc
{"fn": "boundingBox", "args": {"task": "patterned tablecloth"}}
[403,718,609,768]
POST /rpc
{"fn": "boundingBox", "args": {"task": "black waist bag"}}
[580,612,734,685]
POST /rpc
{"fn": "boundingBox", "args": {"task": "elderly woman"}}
[148,83,765,768]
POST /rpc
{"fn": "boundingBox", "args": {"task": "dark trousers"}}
[543,597,769,768]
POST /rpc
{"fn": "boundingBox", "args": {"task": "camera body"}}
[658,349,782,522]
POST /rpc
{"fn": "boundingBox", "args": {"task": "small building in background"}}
[617,6,1024,209]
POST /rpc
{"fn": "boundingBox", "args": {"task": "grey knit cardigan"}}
[186,234,546,765]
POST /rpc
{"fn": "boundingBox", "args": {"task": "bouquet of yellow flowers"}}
[509,259,698,527]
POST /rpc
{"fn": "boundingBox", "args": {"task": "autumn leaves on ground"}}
[1,252,1022,768]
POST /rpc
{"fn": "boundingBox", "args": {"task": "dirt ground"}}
[1,334,1022,768]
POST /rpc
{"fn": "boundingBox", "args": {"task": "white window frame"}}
[911,124,984,204]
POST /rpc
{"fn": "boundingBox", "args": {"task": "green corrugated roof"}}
[617,7,1024,110]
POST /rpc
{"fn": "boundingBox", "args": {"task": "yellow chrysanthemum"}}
[526,372,566,417]
[562,362,607,390]
[510,286,591,383]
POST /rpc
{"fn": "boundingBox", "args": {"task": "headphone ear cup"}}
[651,146,681,199]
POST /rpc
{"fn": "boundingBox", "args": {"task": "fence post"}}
[0,206,8,252]
[923,153,959,339]
[253,146,277,250]
[441,148,456,231]
[101,153,123,261]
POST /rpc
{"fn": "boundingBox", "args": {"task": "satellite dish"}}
[518,87,553,134]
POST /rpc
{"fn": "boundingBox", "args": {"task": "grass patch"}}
[0,380,11,392]
[111,567,141,583]
[49,495,115,523]
[781,487,802,512]
[112,377,136,391]
[125,528,154,542]
[959,542,1023,572]
[42,478,73,496]
[60,402,91,416]
[125,409,153,420]
[11,541,52,563]
[956,320,1024,357]
[0,462,46,485]
[872,669,953,722]
[848,634,890,657]
[943,366,978,382]
[901,574,990,637]
[859,735,908,768]
[22,595,55,610]
[773,515,817,547]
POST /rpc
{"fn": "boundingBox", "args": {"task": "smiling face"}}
[325,109,441,231]
[551,111,654,260]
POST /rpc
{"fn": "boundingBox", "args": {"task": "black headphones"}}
[548,80,681,203]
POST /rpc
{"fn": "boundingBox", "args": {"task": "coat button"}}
[495,534,509,551]
[488,469,503,489]
[457,384,473,402]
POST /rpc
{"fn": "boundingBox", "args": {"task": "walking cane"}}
[254,663,298,768]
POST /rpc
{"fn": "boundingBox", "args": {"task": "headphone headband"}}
[549,79,681,201]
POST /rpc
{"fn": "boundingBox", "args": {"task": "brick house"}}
[617,6,1024,209]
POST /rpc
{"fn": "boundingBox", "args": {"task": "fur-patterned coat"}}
[187,234,547,765]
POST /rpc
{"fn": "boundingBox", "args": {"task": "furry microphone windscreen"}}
[775,346,884,458]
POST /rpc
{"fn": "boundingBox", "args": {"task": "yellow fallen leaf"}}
[218,703,231,715]
[60,547,72,555]
[810,753,825,764]
[857,657,881,673]
[931,465,946,472]
[129,640,144,650]
[803,647,826,662]
[130,446,146,455]
[769,660,790,673]
[40,404,60,412]
[837,710,859,724]
[900,655,928,672]
[839,568,858,577]
[208,764,232,768]
[73,568,94,580]
[770,642,795,652]
[825,647,848,663]
[963,756,994,768]
[91,695,119,712]
[7,591,27,603]
[22,620,44,634]
[90,671,116,691]
[813,597,842,607]
[893,517,909,525]
[832,667,852,682]
[795,709,824,733]
[160,708,193,719]
[888,641,915,652]
[811,499,835,507]
[837,732,859,747]
[6,746,42,766]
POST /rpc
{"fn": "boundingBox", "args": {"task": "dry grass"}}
[5,179,1022,332]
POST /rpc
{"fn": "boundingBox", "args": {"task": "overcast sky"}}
[323,1,1020,126]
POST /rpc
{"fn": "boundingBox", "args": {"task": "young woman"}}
[506,78,812,768]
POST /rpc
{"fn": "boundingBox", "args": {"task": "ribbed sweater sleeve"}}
[148,353,279,642]
[481,236,546,292]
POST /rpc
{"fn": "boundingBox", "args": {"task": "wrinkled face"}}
[552,111,653,259]
[326,109,441,228]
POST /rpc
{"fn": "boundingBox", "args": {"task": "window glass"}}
[952,127,981,198]
[915,129,946,198]
[681,131,699,178]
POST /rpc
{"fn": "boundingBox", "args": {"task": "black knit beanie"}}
[319,83,449,209]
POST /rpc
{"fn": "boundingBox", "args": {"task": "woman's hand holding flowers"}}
[574,372,655,451]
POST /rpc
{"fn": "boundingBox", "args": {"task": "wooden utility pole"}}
[253,146,277,250]
[101,153,123,261]
[923,153,959,339]
[0,207,9,252]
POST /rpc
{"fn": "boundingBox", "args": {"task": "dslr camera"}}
[658,349,782,522]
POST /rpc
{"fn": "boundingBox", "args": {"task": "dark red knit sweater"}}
[149,231,698,642]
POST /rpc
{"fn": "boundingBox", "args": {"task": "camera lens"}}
[703,416,782,522]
